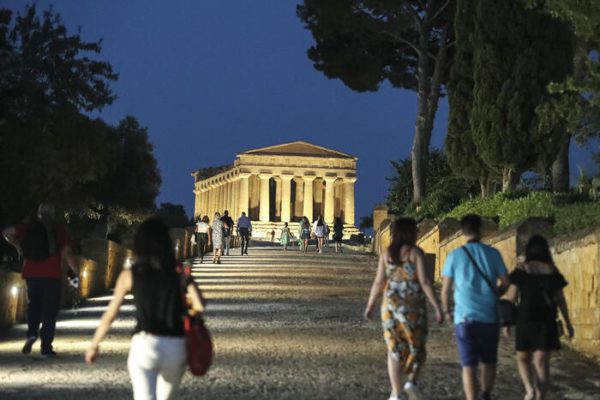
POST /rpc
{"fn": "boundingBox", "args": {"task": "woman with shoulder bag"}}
[85,218,205,400]
[503,235,574,400]
[364,218,444,400]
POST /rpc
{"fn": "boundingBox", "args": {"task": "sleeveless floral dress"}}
[381,258,428,374]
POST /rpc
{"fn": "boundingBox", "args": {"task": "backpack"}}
[21,221,57,260]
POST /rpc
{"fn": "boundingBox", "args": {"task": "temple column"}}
[194,189,201,219]
[324,176,337,225]
[302,176,315,221]
[238,173,250,216]
[249,175,260,219]
[201,188,209,218]
[293,177,304,219]
[207,184,214,217]
[217,182,224,213]
[259,174,271,222]
[231,178,239,219]
[280,175,293,223]
[343,177,356,225]
[226,180,233,214]
[314,179,323,218]
[274,177,282,220]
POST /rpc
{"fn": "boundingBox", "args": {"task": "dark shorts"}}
[455,321,500,367]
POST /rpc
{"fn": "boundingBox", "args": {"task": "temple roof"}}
[239,141,357,160]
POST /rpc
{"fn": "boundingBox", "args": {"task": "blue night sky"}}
[4,1,598,221]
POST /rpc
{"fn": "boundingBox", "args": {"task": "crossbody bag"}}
[462,246,515,326]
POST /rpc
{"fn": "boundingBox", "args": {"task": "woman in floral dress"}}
[280,222,293,252]
[211,212,224,264]
[365,218,443,400]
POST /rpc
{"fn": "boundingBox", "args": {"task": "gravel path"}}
[1,244,599,399]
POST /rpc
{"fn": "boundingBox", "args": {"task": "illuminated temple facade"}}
[192,141,360,238]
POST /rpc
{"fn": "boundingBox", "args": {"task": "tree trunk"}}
[551,133,571,193]
[501,168,520,192]
[411,24,449,204]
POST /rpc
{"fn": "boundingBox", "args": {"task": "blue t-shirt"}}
[442,242,507,325]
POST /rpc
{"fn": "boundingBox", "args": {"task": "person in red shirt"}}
[2,203,79,356]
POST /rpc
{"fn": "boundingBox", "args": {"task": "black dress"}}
[509,267,567,351]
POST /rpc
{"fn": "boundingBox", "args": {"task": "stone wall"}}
[0,228,193,331]
[550,227,600,357]
[417,219,460,281]
[484,218,553,271]
[405,214,598,359]
[0,269,27,329]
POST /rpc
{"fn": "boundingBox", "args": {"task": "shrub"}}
[444,191,600,234]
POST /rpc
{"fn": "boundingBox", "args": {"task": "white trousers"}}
[128,332,187,400]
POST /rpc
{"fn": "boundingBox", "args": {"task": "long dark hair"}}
[317,216,324,226]
[525,235,554,265]
[388,218,418,265]
[133,217,176,272]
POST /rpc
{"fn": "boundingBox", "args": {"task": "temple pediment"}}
[239,141,357,160]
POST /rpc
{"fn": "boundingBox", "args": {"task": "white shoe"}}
[388,395,401,400]
[404,381,422,400]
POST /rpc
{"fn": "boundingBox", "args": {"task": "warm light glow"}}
[82,270,88,278]
[10,286,18,297]
[124,257,132,268]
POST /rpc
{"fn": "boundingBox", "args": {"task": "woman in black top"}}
[333,217,344,254]
[86,218,204,400]
[504,235,573,400]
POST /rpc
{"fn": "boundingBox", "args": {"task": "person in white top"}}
[195,215,211,263]
[313,215,326,254]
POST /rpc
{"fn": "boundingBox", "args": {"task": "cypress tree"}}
[469,0,574,191]
[446,0,499,197]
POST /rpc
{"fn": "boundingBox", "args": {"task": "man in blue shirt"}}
[236,212,252,255]
[441,214,509,400]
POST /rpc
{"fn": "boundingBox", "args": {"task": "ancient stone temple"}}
[191,141,360,238]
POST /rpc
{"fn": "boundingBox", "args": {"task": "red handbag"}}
[178,264,213,376]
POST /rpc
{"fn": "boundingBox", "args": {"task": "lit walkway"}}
[0,244,599,399]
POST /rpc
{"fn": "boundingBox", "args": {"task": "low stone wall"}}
[0,269,27,329]
[551,227,600,358]
[484,218,553,271]
[418,219,461,281]
[0,227,191,331]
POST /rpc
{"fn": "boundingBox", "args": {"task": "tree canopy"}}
[387,148,478,217]
[446,0,574,192]
[0,5,161,227]
[298,0,454,204]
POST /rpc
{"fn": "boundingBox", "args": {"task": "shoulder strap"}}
[462,246,498,297]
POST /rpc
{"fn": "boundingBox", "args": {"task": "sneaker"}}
[477,392,492,400]
[388,395,402,400]
[404,381,422,400]
[22,336,36,355]
[41,349,57,357]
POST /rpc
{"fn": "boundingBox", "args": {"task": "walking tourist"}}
[211,212,224,264]
[195,216,211,263]
[280,222,293,252]
[236,212,252,255]
[313,215,325,253]
[364,218,443,400]
[333,217,344,254]
[299,216,311,253]
[85,218,205,400]
[220,210,234,256]
[503,235,574,400]
[323,222,331,249]
[2,203,80,357]
[441,214,509,400]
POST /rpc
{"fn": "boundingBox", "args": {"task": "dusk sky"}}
[5,0,598,221]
